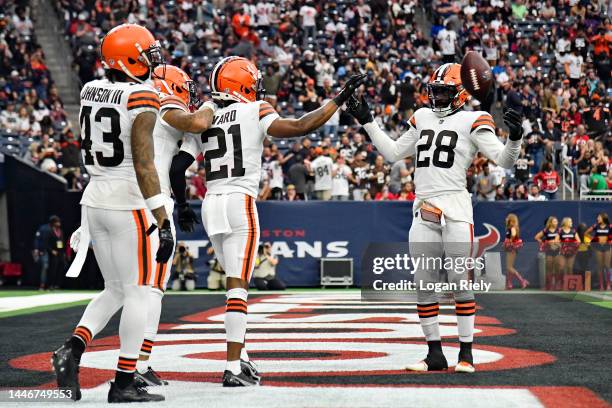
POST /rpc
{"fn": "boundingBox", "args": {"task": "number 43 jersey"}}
[79,78,160,210]
[181,101,280,198]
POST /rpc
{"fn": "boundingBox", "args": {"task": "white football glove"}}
[199,100,217,113]
[70,226,83,252]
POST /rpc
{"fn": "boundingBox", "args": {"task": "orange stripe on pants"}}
[132,210,151,286]
[241,196,257,281]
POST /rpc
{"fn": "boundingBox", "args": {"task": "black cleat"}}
[51,342,81,401]
[241,359,261,382]
[134,367,168,386]
[107,381,165,403]
[222,370,258,387]
[456,342,475,373]
[406,351,448,372]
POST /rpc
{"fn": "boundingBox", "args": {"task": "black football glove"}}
[333,73,367,107]
[503,108,523,141]
[156,219,174,263]
[346,95,373,125]
[177,202,200,232]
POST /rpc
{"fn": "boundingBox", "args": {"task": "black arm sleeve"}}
[170,151,196,206]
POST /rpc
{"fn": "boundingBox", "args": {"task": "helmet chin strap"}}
[115,42,152,84]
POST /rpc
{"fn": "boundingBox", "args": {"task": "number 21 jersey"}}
[79,79,160,210]
[181,101,279,198]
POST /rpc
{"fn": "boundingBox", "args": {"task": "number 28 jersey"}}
[379,108,517,223]
[79,78,160,210]
[181,101,279,198]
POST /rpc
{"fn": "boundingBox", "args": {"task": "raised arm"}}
[266,74,365,138]
[162,101,216,133]
[347,95,419,162]
[473,110,523,169]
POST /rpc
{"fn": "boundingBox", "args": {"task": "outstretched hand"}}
[503,108,523,141]
[333,74,367,107]
[346,95,373,125]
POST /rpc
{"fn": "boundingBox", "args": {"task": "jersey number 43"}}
[80,106,124,167]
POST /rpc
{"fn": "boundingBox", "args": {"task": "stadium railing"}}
[579,189,612,201]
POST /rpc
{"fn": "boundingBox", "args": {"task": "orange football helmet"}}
[100,23,164,83]
[209,56,262,103]
[153,65,198,107]
[427,63,470,116]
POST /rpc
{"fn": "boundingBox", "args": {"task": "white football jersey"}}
[311,155,334,191]
[152,93,195,198]
[79,78,160,210]
[365,108,520,223]
[181,100,279,198]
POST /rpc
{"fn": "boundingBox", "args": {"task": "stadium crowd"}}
[14,0,612,200]
[0,1,83,190]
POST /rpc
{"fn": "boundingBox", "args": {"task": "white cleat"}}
[454,361,476,373]
[405,361,429,372]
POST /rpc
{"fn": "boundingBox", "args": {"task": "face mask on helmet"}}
[140,40,165,80]
[427,83,458,115]
[186,79,200,107]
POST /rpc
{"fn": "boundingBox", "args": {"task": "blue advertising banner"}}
[176,200,610,288]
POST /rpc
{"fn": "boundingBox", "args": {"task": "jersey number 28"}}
[416,129,458,169]
[201,124,246,181]
[80,106,123,167]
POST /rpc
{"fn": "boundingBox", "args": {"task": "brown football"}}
[460,51,493,102]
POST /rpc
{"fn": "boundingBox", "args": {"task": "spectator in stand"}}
[368,155,390,197]
[528,184,547,201]
[588,166,608,194]
[284,184,300,201]
[389,157,414,195]
[331,155,354,201]
[310,146,334,201]
[397,182,416,201]
[374,185,397,201]
[351,151,371,201]
[476,165,496,201]
[513,147,533,185]
[299,2,317,46]
[288,155,308,200]
[436,22,458,63]
[533,161,560,200]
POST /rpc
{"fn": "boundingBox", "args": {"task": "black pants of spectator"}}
[47,253,65,289]
[254,277,286,291]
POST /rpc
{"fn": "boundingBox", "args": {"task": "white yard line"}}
[0,293,96,313]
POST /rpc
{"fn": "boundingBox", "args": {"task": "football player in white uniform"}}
[134,65,215,386]
[52,24,174,402]
[169,56,365,386]
[347,63,523,374]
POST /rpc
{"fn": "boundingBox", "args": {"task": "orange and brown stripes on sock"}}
[140,339,154,356]
[117,356,138,373]
[73,325,92,345]
[417,302,440,318]
[455,300,476,316]
[226,298,248,314]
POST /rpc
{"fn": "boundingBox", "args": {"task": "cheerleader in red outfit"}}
[558,217,580,283]
[535,216,560,290]
[585,213,611,291]
[504,214,528,289]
